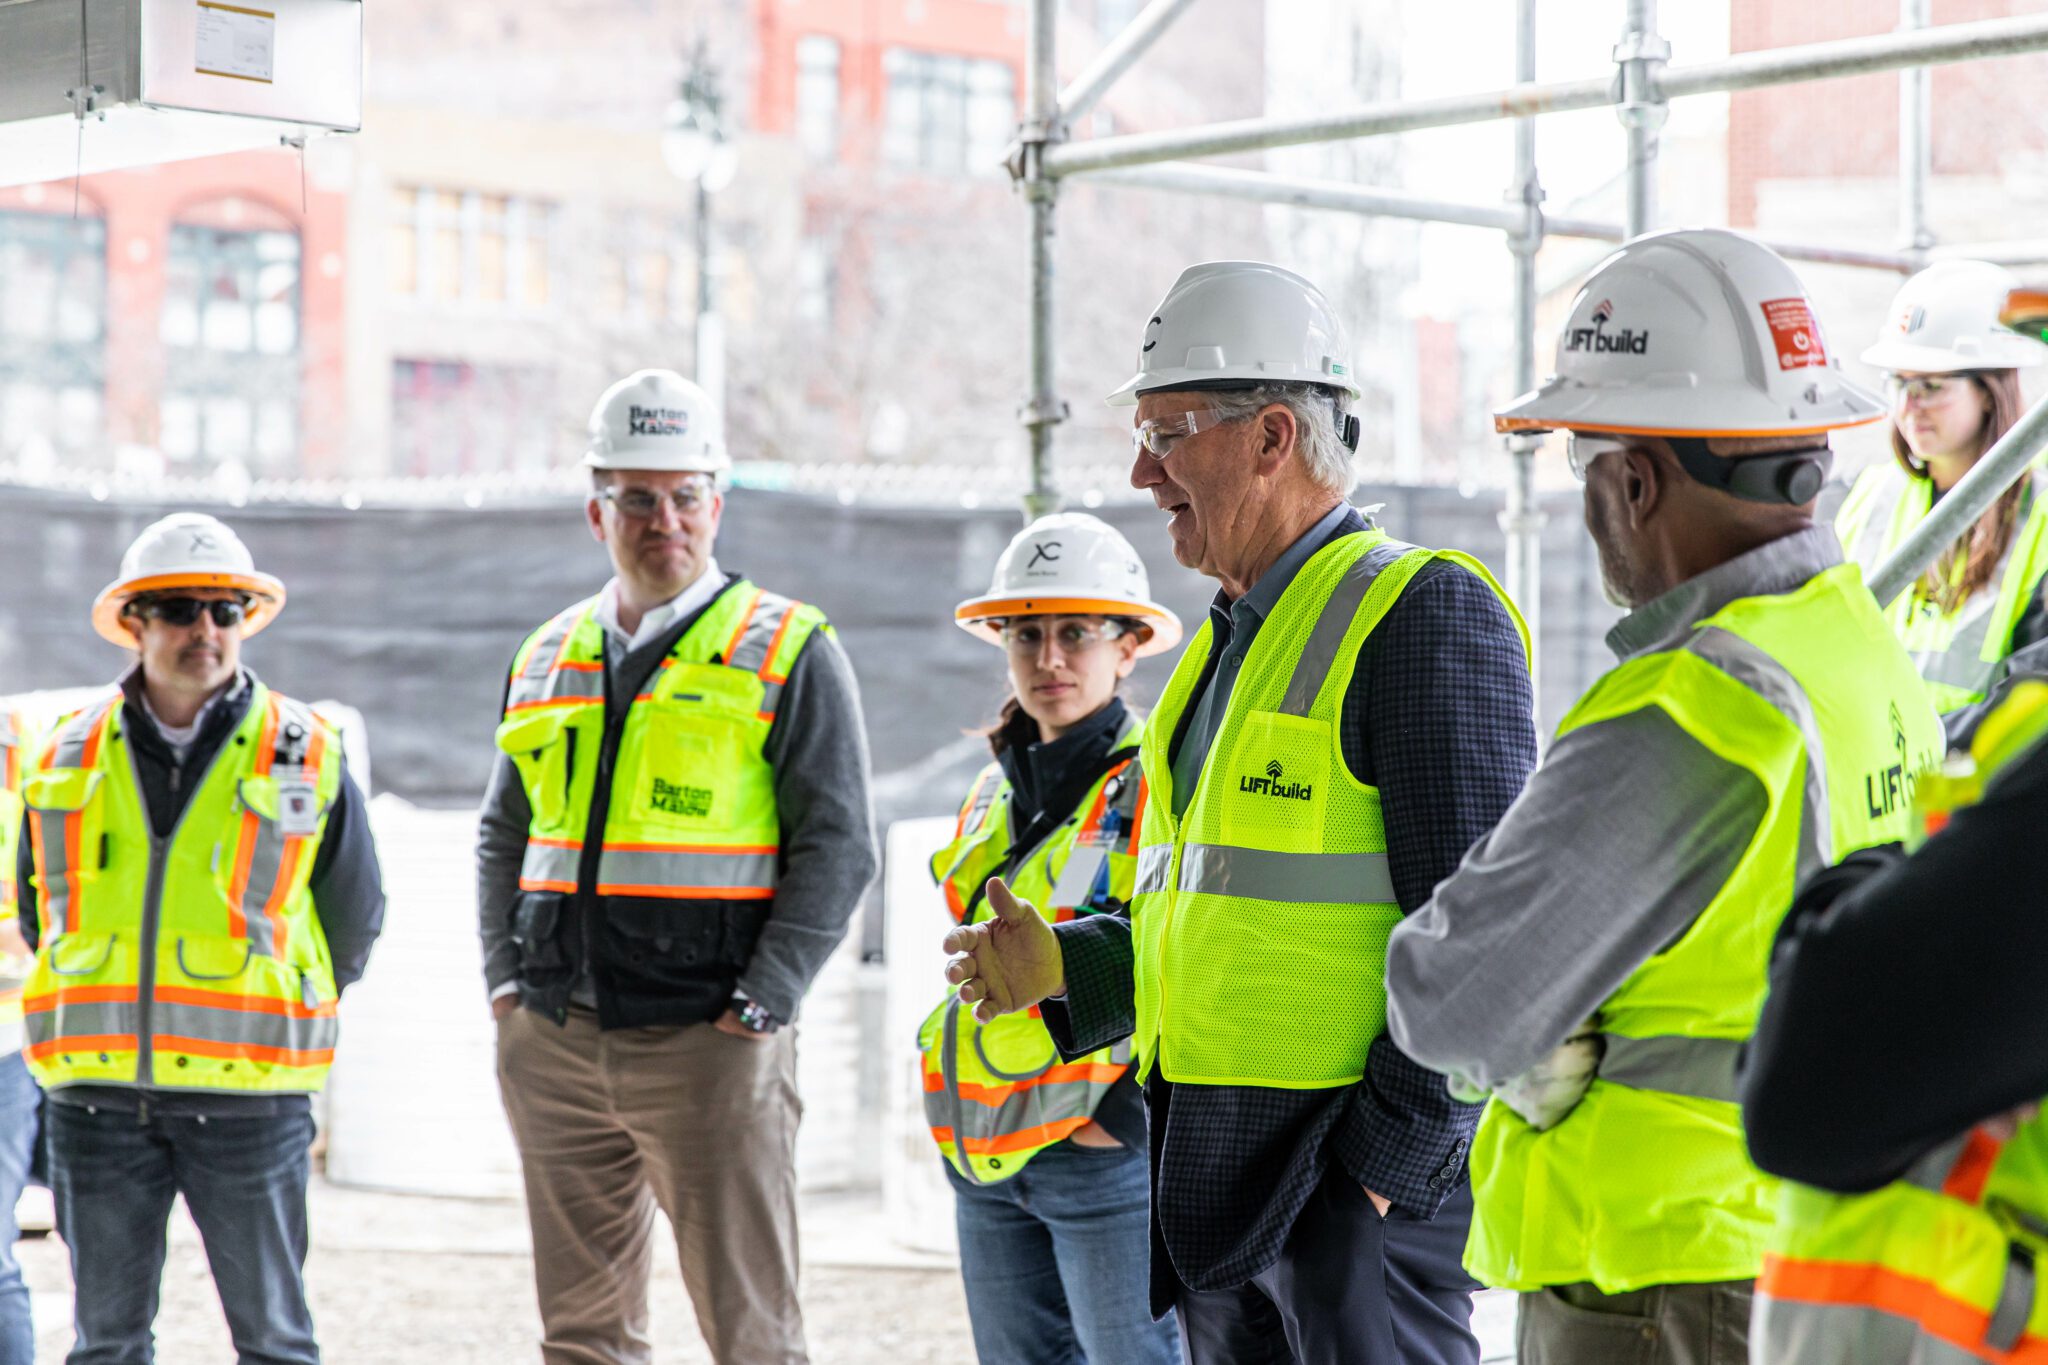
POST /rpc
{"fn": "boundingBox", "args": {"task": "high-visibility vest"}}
[495,583,826,967]
[1131,530,1526,1088]
[0,709,35,1056]
[1465,561,1945,1293]
[20,684,347,1094]
[919,716,1146,1184]
[1837,461,2048,714]
[1755,680,2048,1365]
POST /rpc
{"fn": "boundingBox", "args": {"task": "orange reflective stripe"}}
[505,696,599,714]
[555,660,602,674]
[24,1033,134,1061]
[1943,1130,2007,1205]
[759,606,797,684]
[23,985,137,1011]
[225,700,282,940]
[154,1035,333,1067]
[517,877,577,894]
[1759,1255,2048,1364]
[601,841,777,855]
[936,1116,1094,1156]
[922,1060,1128,1108]
[152,986,336,1019]
[944,878,967,922]
[591,883,775,900]
[720,589,764,663]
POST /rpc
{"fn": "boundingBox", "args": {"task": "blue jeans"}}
[48,1101,318,1365]
[946,1139,1180,1365]
[0,1055,39,1365]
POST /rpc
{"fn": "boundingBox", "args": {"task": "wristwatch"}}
[730,995,781,1034]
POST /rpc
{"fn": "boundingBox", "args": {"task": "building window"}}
[0,210,106,464]
[160,218,300,471]
[597,213,690,325]
[796,36,841,163]
[391,360,555,475]
[882,49,1015,175]
[388,187,555,309]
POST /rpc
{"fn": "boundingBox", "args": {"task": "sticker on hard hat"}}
[1565,299,1649,356]
[1761,298,1828,371]
[628,405,691,438]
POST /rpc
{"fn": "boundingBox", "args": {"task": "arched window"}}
[0,207,107,466]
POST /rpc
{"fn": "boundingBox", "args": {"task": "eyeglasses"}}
[599,481,714,519]
[129,596,247,629]
[998,619,1129,656]
[1566,433,1634,483]
[1886,375,1963,404]
[1132,409,1240,459]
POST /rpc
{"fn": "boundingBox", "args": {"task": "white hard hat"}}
[1496,227,1885,439]
[955,513,1183,658]
[91,513,285,647]
[1862,261,2048,373]
[1106,261,1360,407]
[584,369,730,474]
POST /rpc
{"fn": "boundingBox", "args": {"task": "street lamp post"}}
[662,41,738,413]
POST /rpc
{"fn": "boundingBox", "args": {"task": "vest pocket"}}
[175,936,255,982]
[1217,711,1332,851]
[509,891,571,977]
[495,709,584,839]
[44,930,117,977]
[624,699,748,837]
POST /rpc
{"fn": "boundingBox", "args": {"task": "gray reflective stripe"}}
[24,998,141,1046]
[1595,1032,1743,1104]
[1279,539,1421,717]
[596,846,778,892]
[151,999,339,1057]
[931,996,1127,1186]
[1988,1245,2036,1354]
[233,815,286,959]
[47,700,113,770]
[506,607,597,710]
[1915,590,2006,693]
[1901,1131,1975,1193]
[508,667,602,713]
[1134,845,1172,897]
[33,808,76,935]
[1686,626,1836,884]
[518,843,581,889]
[1175,842,1394,905]
[726,590,798,674]
[756,679,786,719]
[1754,1294,1939,1365]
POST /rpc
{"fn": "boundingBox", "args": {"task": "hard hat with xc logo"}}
[1863,260,2048,374]
[585,369,730,475]
[91,512,285,646]
[955,513,1183,657]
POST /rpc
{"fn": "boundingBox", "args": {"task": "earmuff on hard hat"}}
[1666,438,1833,507]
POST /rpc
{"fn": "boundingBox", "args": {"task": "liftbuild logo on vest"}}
[1240,759,1313,802]
[1565,299,1650,355]
[1865,702,1919,819]
[651,778,715,818]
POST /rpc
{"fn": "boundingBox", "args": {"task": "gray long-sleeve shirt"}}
[476,590,878,1025]
[1385,527,1846,1095]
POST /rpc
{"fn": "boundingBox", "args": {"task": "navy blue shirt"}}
[1042,506,1538,1303]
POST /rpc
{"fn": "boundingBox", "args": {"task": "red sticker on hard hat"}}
[1761,298,1828,371]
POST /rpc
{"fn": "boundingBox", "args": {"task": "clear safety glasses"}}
[1566,434,1635,483]
[998,618,1131,657]
[1132,408,1240,459]
[599,479,715,519]
[1884,374,1964,405]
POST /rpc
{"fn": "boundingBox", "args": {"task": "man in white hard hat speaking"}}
[1381,229,1946,1363]
[478,369,877,1365]
[15,512,385,1363]
[944,261,1540,1364]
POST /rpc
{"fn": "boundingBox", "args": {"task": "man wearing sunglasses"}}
[945,260,1540,1364]
[478,369,875,1365]
[14,511,384,1364]
[1381,229,1947,1363]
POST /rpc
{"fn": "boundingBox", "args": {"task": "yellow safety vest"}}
[920,716,1144,1183]
[1837,462,2048,714]
[1466,561,1945,1293]
[1755,681,2048,1364]
[0,708,35,1056]
[21,684,347,1094]
[1131,530,1525,1088]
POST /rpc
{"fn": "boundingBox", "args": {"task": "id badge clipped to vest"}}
[275,772,320,837]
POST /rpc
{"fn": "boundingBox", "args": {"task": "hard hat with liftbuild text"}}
[1864,261,2048,374]
[91,512,285,647]
[585,369,730,475]
[955,513,1182,657]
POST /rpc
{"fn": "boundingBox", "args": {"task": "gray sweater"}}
[475,601,878,1024]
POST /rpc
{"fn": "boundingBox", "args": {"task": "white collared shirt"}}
[592,558,725,657]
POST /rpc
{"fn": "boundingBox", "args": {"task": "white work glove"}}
[1493,1029,1604,1132]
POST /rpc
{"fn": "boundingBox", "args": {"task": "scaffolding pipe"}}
[1041,12,2048,177]
[1930,240,2048,267]
[1058,0,1199,126]
[1869,391,2048,603]
[1022,0,1064,520]
[1900,0,1932,259]
[1617,0,1668,239]
[1504,0,1545,705]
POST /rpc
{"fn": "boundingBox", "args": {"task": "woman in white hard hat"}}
[1839,260,2048,728]
[920,512,1181,1365]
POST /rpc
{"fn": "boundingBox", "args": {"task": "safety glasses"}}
[1885,374,1964,404]
[599,479,715,519]
[129,596,248,629]
[998,618,1130,656]
[1132,409,1240,459]
[1566,434,1635,483]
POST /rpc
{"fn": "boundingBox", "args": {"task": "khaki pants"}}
[1516,1280,1753,1365]
[496,1007,807,1365]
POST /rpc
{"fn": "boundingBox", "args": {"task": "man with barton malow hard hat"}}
[1383,228,1946,1362]
[477,369,876,1365]
[16,512,385,1364]
[944,261,1540,1364]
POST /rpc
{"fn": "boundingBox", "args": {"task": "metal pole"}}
[1504,0,1545,708]
[1870,391,2048,603]
[1059,0,1199,126]
[1900,0,1932,260]
[1929,240,2048,266]
[1042,12,2048,177]
[1019,0,1065,520]
[693,179,725,415]
[1617,0,1668,238]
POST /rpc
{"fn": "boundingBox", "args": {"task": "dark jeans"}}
[48,1100,319,1365]
[0,1055,38,1365]
[945,1140,1180,1365]
[1175,1172,1480,1365]
[1516,1279,1753,1365]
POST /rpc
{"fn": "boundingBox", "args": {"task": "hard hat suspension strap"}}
[1667,437,1832,507]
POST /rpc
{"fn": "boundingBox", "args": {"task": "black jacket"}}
[18,668,386,1115]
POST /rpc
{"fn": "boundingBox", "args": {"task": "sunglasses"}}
[129,597,248,629]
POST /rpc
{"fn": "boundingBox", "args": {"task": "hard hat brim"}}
[1104,367,1363,408]
[954,594,1184,658]
[1858,338,2048,374]
[581,450,733,474]
[91,570,287,648]
[1493,376,1887,437]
